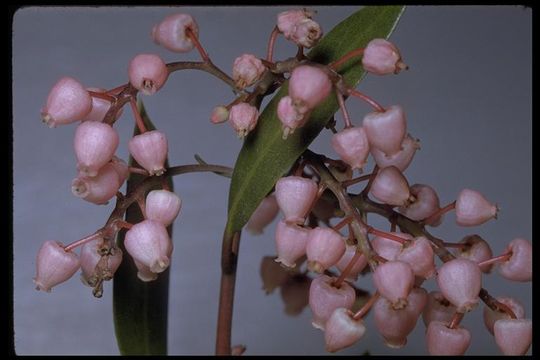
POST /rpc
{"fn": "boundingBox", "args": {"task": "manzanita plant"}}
[30,6,532,356]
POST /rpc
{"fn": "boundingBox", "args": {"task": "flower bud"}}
[422,291,456,327]
[331,126,370,171]
[437,258,481,312]
[246,194,279,235]
[396,236,436,279]
[371,133,420,172]
[483,296,525,335]
[398,184,441,223]
[453,234,493,273]
[306,227,346,273]
[493,318,532,355]
[74,121,119,177]
[72,163,122,205]
[497,238,532,282]
[274,220,310,269]
[128,130,168,176]
[335,245,367,281]
[309,275,355,330]
[210,105,229,124]
[363,105,407,157]
[291,18,322,48]
[128,53,169,95]
[145,189,181,226]
[83,87,123,122]
[426,321,471,355]
[41,76,93,128]
[325,308,366,353]
[275,176,318,225]
[362,38,407,75]
[370,166,411,206]
[34,241,80,292]
[455,188,498,226]
[80,239,122,285]
[228,102,259,138]
[289,65,332,114]
[232,54,266,89]
[277,95,306,139]
[124,220,172,273]
[373,260,415,309]
[152,13,198,53]
[277,9,315,39]
[373,289,426,348]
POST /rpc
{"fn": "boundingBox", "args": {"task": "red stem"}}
[333,216,353,232]
[448,311,465,329]
[334,250,363,288]
[361,165,379,196]
[129,97,147,134]
[64,231,103,252]
[348,89,385,112]
[329,48,364,70]
[424,201,456,225]
[341,174,372,188]
[186,27,209,62]
[477,252,512,268]
[266,26,280,63]
[493,300,517,319]
[336,90,353,129]
[367,226,409,245]
[352,291,379,320]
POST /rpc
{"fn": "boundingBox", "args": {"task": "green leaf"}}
[113,101,173,355]
[226,6,406,234]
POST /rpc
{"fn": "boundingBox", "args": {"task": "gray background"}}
[13,6,532,356]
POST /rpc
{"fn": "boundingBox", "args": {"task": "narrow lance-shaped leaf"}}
[226,6,406,234]
[113,101,173,355]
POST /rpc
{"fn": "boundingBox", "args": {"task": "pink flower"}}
[309,275,355,330]
[363,105,407,157]
[277,95,306,139]
[232,54,266,89]
[128,54,169,95]
[426,321,471,355]
[274,220,310,268]
[145,190,182,226]
[289,65,332,114]
[41,77,92,128]
[34,241,80,292]
[362,39,407,75]
[128,130,168,176]
[331,127,370,171]
[152,13,198,53]
[275,176,318,225]
[306,227,346,273]
[455,188,498,226]
[72,163,123,205]
[124,220,173,274]
[228,103,259,138]
[74,121,119,177]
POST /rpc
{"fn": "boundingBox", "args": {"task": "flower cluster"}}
[243,9,531,355]
[35,8,531,356]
